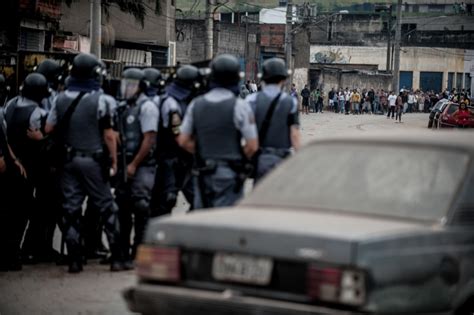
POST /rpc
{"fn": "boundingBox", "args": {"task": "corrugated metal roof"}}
[116,48,152,67]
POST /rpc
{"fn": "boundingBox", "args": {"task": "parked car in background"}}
[439,102,474,128]
[124,132,474,315]
[428,99,448,128]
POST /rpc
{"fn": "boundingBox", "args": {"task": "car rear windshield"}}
[245,143,469,222]
[434,101,444,110]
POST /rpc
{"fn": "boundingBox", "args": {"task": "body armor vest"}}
[255,93,293,149]
[4,97,39,167]
[55,91,103,152]
[193,95,242,161]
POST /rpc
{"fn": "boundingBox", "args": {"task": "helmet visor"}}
[120,79,140,100]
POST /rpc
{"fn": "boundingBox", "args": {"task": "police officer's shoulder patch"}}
[126,115,135,124]
[171,112,182,127]
[171,112,182,135]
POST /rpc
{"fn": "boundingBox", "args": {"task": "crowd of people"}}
[294,85,472,123]
[0,54,300,274]
[453,2,473,15]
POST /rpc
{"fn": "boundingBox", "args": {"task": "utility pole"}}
[392,0,402,93]
[385,6,392,72]
[205,0,215,60]
[285,0,293,87]
[90,0,101,58]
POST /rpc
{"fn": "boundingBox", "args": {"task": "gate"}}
[399,71,413,90]
[420,72,443,93]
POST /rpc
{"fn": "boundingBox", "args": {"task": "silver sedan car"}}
[124,131,474,315]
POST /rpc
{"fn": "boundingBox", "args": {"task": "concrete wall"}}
[60,0,175,47]
[309,13,474,49]
[339,72,392,92]
[292,67,309,92]
[402,16,474,32]
[214,22,247,59]
[308,68,392,103]
[176,19,206,64]
[176,20,248,63]
[310,45,468,90]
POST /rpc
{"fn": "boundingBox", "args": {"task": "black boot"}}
[67,244,83,273]
[109,243,125,272]
[68,260,83,273]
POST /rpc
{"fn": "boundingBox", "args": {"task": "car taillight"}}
[307,265,366,306]
[135,245,181,282]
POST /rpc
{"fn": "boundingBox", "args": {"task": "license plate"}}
[212,253,273,285]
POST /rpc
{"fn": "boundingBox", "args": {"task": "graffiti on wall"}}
[313,48,350,64]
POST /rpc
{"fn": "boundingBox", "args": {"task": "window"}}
[448,104,459,114]
[456,73,463,90]
[244,143,470,222]
[448,72,454,91]
[279,0,287,7]
[19,28,45,51]
[428,4,445,12]
[465,73,471,90]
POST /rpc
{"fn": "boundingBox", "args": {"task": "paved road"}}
[0,112,430,315]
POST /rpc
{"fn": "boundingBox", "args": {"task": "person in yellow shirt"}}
[350,89,361,115]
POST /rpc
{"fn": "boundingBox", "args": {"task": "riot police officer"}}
[83,60,117,260]
[45,53,123,273]
[246,58,301,182]
[0,105,28,271]
[151,65,199,216]
[178,54,259,209]
[0,74,9,107]
[35,59,63,112]
[143,67,163,105]
[115,68,158,267]
[3,73,49,268]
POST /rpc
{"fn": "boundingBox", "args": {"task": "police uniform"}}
[115,93,158,261]
[83,90,117,259]
[41,91,57,112]
[0,107,21,270]
[246,84,299,181]
[151,69,198,217]
[154,90,194,213]
[180,87,258,208]
[47,84,121,271]
[3,93,47,267]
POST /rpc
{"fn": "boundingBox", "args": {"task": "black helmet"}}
[35,59,62,83]
[21,73,49,103]
[176,65,199,88]
[122,68,145,81]
[98,60,108,78]
[143,68,162,87]
[261,58,289,83]
[210,54,241,86]
[70,53,101,80]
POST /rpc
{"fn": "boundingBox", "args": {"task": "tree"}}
[63,0,160,28]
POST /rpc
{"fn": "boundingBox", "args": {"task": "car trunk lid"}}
[145,206,428,265]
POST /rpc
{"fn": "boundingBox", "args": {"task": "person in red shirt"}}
[453,102,473,128]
